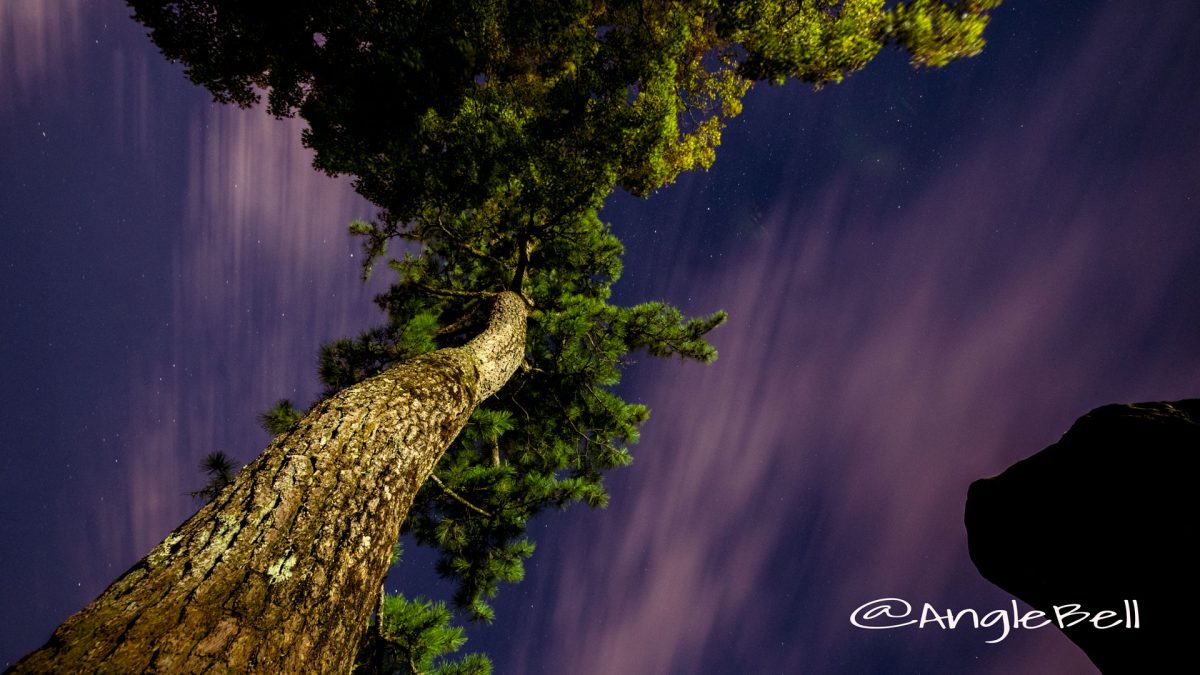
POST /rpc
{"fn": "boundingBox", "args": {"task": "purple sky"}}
[3,1,1198,672]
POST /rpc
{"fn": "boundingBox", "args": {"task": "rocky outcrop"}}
[966,400,1199,673]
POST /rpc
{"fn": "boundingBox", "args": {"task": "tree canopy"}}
[133,0,1002,670]
[131,0,999,236]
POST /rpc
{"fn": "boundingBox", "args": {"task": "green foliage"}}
[189,451,237,503]
[129,0,1000,236]
[259,399,305,436]
[354,594,491,675]
[353,205,728,622]
[889,0,1002,67]
[292,195,733,624]
[318,312,440,397]
[138,0,1001,662]
[718,0,887,85]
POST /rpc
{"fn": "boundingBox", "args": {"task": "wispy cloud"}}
[3,3,386,652]
[0,1,85,116]
[106,103,383,559]
[511,3,1200,673]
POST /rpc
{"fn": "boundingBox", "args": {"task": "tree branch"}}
[433,220,505,265]
[429,474,493,518]
[509,227,529,294]
[415,283,501,300]
[436,303,483,336]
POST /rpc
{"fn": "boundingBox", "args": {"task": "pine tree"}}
[189,451,238,502]
[13,1,1001,670]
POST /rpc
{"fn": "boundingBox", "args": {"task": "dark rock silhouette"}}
[966,400,1199,673]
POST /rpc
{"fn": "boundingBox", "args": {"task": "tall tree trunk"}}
[12,292,527,673]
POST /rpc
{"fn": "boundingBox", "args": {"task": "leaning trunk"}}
[12,292,527,673]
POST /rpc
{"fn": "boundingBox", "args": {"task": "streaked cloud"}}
[511,2,1200,673]
[108,103,383,558]
[1,0,383,588]
[0,0,85,115]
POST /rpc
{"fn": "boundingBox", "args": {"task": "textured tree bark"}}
[11,292,527,674]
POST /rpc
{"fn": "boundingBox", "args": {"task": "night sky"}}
[3,1,1198,673]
